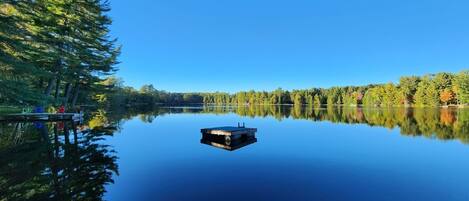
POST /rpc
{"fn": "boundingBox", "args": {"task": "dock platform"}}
[201,125,258,151]
[201,126,257,141]
[0,113,83,122]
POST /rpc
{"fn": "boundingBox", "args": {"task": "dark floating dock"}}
[200,124,257,151]
[0,113,83,122]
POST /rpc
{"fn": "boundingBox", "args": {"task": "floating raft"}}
[0,113,83,122]
[201,126,257,141]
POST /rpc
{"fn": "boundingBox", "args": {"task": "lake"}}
[1,106,469,201]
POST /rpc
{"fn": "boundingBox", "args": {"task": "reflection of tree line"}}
[1,106,465,200]
[0,121,118,201]
[127,106,469,144]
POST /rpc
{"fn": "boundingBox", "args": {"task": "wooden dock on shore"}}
[0,113,83,122]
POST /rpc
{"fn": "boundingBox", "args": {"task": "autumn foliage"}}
[440,89,455,105]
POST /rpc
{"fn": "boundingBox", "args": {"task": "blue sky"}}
[109,0,469,93]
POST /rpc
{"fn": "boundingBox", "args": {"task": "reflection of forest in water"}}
[1,106,468,200]
[135,105,469,144]
[0,121,118,201]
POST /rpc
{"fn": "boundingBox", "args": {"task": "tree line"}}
[201,71,469,107]
[93,77,204,107]
[0,0,119,108]
[102,71,468,107]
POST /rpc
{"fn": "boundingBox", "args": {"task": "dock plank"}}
[201,126,257,136]
[0,113,83,122]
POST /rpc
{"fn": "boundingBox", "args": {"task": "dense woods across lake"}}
[1,2,468,109]
[201,71,469,107]
[101,71,469,108]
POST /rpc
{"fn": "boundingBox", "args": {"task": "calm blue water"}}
[105,108,469,201]
[1,106,469,201]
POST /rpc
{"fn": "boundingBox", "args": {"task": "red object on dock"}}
[57,106,65,113]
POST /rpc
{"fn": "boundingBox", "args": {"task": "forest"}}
[200,71,469,107]
[0,0,119,108]
[101,71,469,107]
[1,1,468,109]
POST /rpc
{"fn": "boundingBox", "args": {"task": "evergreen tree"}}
[455,70,469,105]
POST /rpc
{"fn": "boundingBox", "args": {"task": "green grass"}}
[0,106,21,114]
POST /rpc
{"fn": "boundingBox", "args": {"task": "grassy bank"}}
[0,106,21,114]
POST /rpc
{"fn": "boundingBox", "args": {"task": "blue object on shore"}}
[33,106,44,113]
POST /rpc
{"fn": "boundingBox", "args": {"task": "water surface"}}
[1,106,469,201]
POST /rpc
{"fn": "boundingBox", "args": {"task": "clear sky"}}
[109,0,469,93]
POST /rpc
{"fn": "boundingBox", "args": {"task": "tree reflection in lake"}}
[145,105,469,144]
[1,105,468,200]
[0,119,118,201]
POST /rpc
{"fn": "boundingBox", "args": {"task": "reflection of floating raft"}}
[201,136,257,151]
[0,113,83,122]
[200,125,258,151]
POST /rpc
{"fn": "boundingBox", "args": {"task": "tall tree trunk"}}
[71,82,80,107]
[54,78,60,100]
[63,83,72,107]
[44,77,56,95]
[38,78,44,90]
